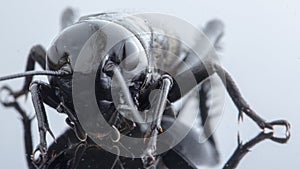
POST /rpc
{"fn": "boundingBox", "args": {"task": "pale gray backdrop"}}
[0,0,299,168]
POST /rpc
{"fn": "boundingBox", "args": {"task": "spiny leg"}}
[29,81,56,161]
[213,64,290,132]
[1,45,46,99]
[142,75,173,167]
[29,80,87,147]
[151,75,173,133]
[36,81,87,142]
[169,61,290,134]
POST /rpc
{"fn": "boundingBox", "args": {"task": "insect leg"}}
[170,62,290,134]
[29,80,57,161]
[214,64,290,133]
[27,80,87,143]
[142,75,173,167]
[152,75,173,133]
[1,45,46,99]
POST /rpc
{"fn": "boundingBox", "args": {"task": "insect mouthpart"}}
[59,62,73,75]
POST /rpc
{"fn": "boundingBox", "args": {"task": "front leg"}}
[29,81,56,161]
[169,61,290,134]
[29,80,87,161]
[214,64,290,133]
[142,75,173,167]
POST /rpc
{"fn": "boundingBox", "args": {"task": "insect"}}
[0,8,290,169]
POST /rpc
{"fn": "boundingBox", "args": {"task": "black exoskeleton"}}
[0,8,290,169]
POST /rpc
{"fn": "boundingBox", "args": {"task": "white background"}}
[0,0,299,168]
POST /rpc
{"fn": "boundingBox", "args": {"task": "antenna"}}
[0,70,70,81]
